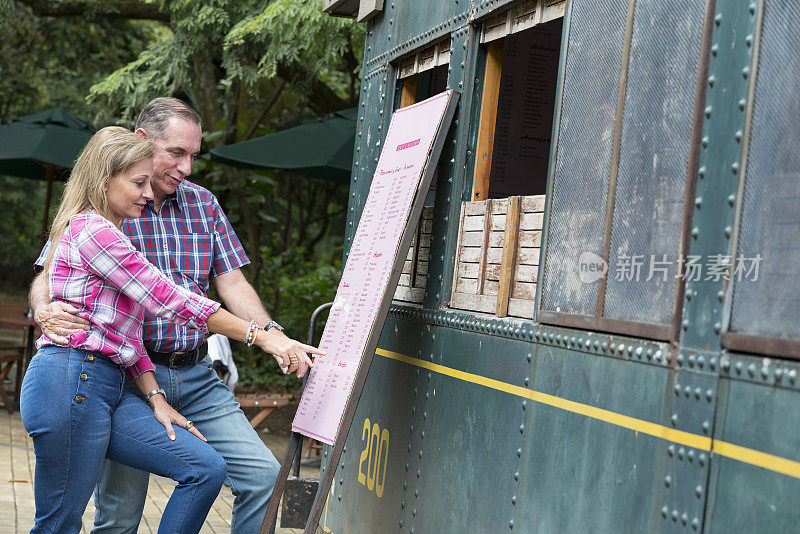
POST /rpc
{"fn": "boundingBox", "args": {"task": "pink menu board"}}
[292,90,458,445]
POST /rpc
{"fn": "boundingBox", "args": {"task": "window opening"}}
[451,7,563,319]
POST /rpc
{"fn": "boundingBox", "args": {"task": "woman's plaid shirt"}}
[37,210,220,381]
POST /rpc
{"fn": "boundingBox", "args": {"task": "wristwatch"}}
[145,388,166,403]
[263,320,284,333]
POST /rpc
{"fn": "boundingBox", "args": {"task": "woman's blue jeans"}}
[20,346,227,533]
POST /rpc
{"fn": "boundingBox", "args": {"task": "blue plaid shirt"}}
[37,180,248,353]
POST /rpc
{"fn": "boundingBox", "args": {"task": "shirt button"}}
[74,395,84,403]
[80,374,89,381]
[86,355,94,361]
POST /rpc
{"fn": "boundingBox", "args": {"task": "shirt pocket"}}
[174,232,214,292]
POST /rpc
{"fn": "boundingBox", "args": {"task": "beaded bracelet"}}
[245,320,260,346]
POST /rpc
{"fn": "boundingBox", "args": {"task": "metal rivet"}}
[80,373,89,381]
[667,444,675,456]
[74,395,84,403]
[665,475,672,487]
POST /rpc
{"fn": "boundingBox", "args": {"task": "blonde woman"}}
[20,127,319,533]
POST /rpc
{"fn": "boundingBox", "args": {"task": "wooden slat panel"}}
[402,261,413,274]
[488,232,506,248]
[490,214,506,231]
[517,230,541,247]
[516,247,541,266]
[406,246,415,261]
[417,261,428,276]
[514,264,538,283]
[458,262,480,279]
[485,264,501,281]
[421,219,433,233]
[519,212,544,230]
[417,244,430,261]
[456,278,478,293]
[450,292,497,314]
[512,281,536,300]
[394,286,425,303]
[398,273,412,287]
[486,247,504,264]
[461,232,484,247]
[542,0,566,23]
[490,198,508,214]
[459,247,482,263]
[464,201,486,216]
[419,235,431,247]
[484,280,499,296]
[414,274,427,287]
[508,298,535,319]
[462,215,484,232]
[422,206,435,219]
[521,195,546,213]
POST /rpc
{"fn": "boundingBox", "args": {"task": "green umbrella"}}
[0,107,96,248]
[209,108,356,184]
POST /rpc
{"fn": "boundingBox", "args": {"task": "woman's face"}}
[106,158,154,225]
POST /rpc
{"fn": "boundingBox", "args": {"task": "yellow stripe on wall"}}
[375,347,800,480]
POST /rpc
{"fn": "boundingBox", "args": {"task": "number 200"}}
[357,418,389,498]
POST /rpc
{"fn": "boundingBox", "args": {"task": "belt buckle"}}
[168,351,183,368]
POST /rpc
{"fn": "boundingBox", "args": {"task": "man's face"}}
[149,116,201,198]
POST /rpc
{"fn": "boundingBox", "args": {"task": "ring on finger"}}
[289,355,299,365]
[185,420,194,430]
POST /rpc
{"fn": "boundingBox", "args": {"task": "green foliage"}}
[234,242,341,391]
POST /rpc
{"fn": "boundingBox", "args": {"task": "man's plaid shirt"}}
[37,180,249,354]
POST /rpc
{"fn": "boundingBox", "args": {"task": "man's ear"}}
[134,128,149,140]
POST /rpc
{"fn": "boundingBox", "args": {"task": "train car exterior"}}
[316,0,800,532]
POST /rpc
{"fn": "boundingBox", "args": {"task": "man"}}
[29,97,310,533]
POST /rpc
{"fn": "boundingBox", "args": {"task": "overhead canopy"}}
[0,107,96,180]
[209,108,356,184]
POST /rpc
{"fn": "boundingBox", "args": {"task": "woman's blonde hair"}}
[45,126,153,272]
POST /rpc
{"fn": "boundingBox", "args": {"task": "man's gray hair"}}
[135,97,202,140]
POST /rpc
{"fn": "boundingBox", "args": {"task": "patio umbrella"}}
[208,108,356,184]
[0,108,96,248]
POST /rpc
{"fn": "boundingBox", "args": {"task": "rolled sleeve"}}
[124,355,156,382]
[33,239,50,272]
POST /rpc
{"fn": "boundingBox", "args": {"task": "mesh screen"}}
[540,0,628,315]
[729,1,800,339]
[602,0,706,325]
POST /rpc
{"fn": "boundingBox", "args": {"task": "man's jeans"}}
[20,347,227,533]
[92,356,280,534]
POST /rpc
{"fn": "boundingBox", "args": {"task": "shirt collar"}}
[150,181,189,213]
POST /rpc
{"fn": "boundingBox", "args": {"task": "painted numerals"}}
[357,418,389,498]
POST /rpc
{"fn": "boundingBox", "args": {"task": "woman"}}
[20,127,320,533]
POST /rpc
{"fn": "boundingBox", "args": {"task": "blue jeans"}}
[93,356,280,534]
[20,346,227,534]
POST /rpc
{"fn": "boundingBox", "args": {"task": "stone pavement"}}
[0,409,318,533]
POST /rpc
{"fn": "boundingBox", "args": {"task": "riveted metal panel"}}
[406,326,530,532]
[706,361,800,533]
[679,0,757,351]
[363,1,468,76]
[516,343,669,533]
[318,316,425,533]
[658,364,717,533]
[728,0,800,342]
[539,0,629,316]
[602,0,708,326]
[344,65,392,259]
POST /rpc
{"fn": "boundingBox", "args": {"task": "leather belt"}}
[146,341,207,368]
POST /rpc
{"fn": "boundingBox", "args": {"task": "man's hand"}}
[34,301,90,345]
[256,329,324,379]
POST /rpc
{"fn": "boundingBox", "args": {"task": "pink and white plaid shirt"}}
[37,210,221,381]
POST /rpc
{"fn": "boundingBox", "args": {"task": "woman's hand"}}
[256,329,324,379]
[148,395,207,442]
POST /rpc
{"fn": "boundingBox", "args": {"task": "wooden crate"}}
[450,195,544,318]
[394,206,434,303]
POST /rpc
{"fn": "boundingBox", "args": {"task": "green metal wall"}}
[319,1,800,532]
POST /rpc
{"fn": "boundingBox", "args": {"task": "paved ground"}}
[0,407,320,533]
